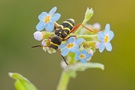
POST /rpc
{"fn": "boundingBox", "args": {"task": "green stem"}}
[83,41,97,48]
[77,34,97,39]
[57,71,70,90]
[74,18,87,34]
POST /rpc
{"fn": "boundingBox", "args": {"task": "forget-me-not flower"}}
[36,7,61,32]
[75,50,91,63]
[59,37,84,56]
[97,24,114,52]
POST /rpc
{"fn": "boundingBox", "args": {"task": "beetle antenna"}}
[57,50,68,65]
[61,55,68,65]
[31,45,42,48]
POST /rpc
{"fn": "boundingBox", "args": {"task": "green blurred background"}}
[0,0,135,90]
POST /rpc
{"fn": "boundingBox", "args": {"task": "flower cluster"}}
[33,6,114,65]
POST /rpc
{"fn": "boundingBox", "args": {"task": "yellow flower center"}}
[44,15,51,23]
[104,35,109,43]
[67,43,74,48]
[79,54,85,59]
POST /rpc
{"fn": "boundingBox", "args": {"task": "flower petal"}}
[46,22,54,32]
[104,24,110,33]
[106,42,112,51]
[49,7,57,16]
[61,49,69,56]
[70,45,78,52]
[76,38,84,45]
[68,37,75,43]
[82,50,87,54]
[38,12,47,20]
[99,42,105,52]
[59,44,67,49]
[86,54,91,59]
[75,55,80,60]
[75,51,80,60]
[108,31,114,41]
[98,31,105,41]
[75,51,80,56]
[80,59,86,63]
[36,21,46,31]
[51,13,61,22]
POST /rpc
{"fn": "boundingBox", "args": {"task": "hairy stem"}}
[57,71,70,90]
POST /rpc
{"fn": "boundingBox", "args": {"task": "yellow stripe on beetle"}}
[50,42,59,46]
[63,27,70,31]
[63,21,74,27]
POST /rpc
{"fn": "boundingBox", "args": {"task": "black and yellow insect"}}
[49,18,75,50]
[49,18,92,50]
[32,18,92,65]
[55,18,75,39]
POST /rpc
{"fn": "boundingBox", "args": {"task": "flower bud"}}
[85,8,94,22]
[33,31,45,41]
[41,39,49,46]
[95,42,100,49]
[88,49,94,56]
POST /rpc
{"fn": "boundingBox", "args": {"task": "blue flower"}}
[36,7,61,32]
[97,24,114,52]
[59,37,84,56]
[75,50,91,63]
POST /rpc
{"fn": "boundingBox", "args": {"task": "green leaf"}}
[67,62,104,78]
[9,72,38,90]
[69,62,104,71]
